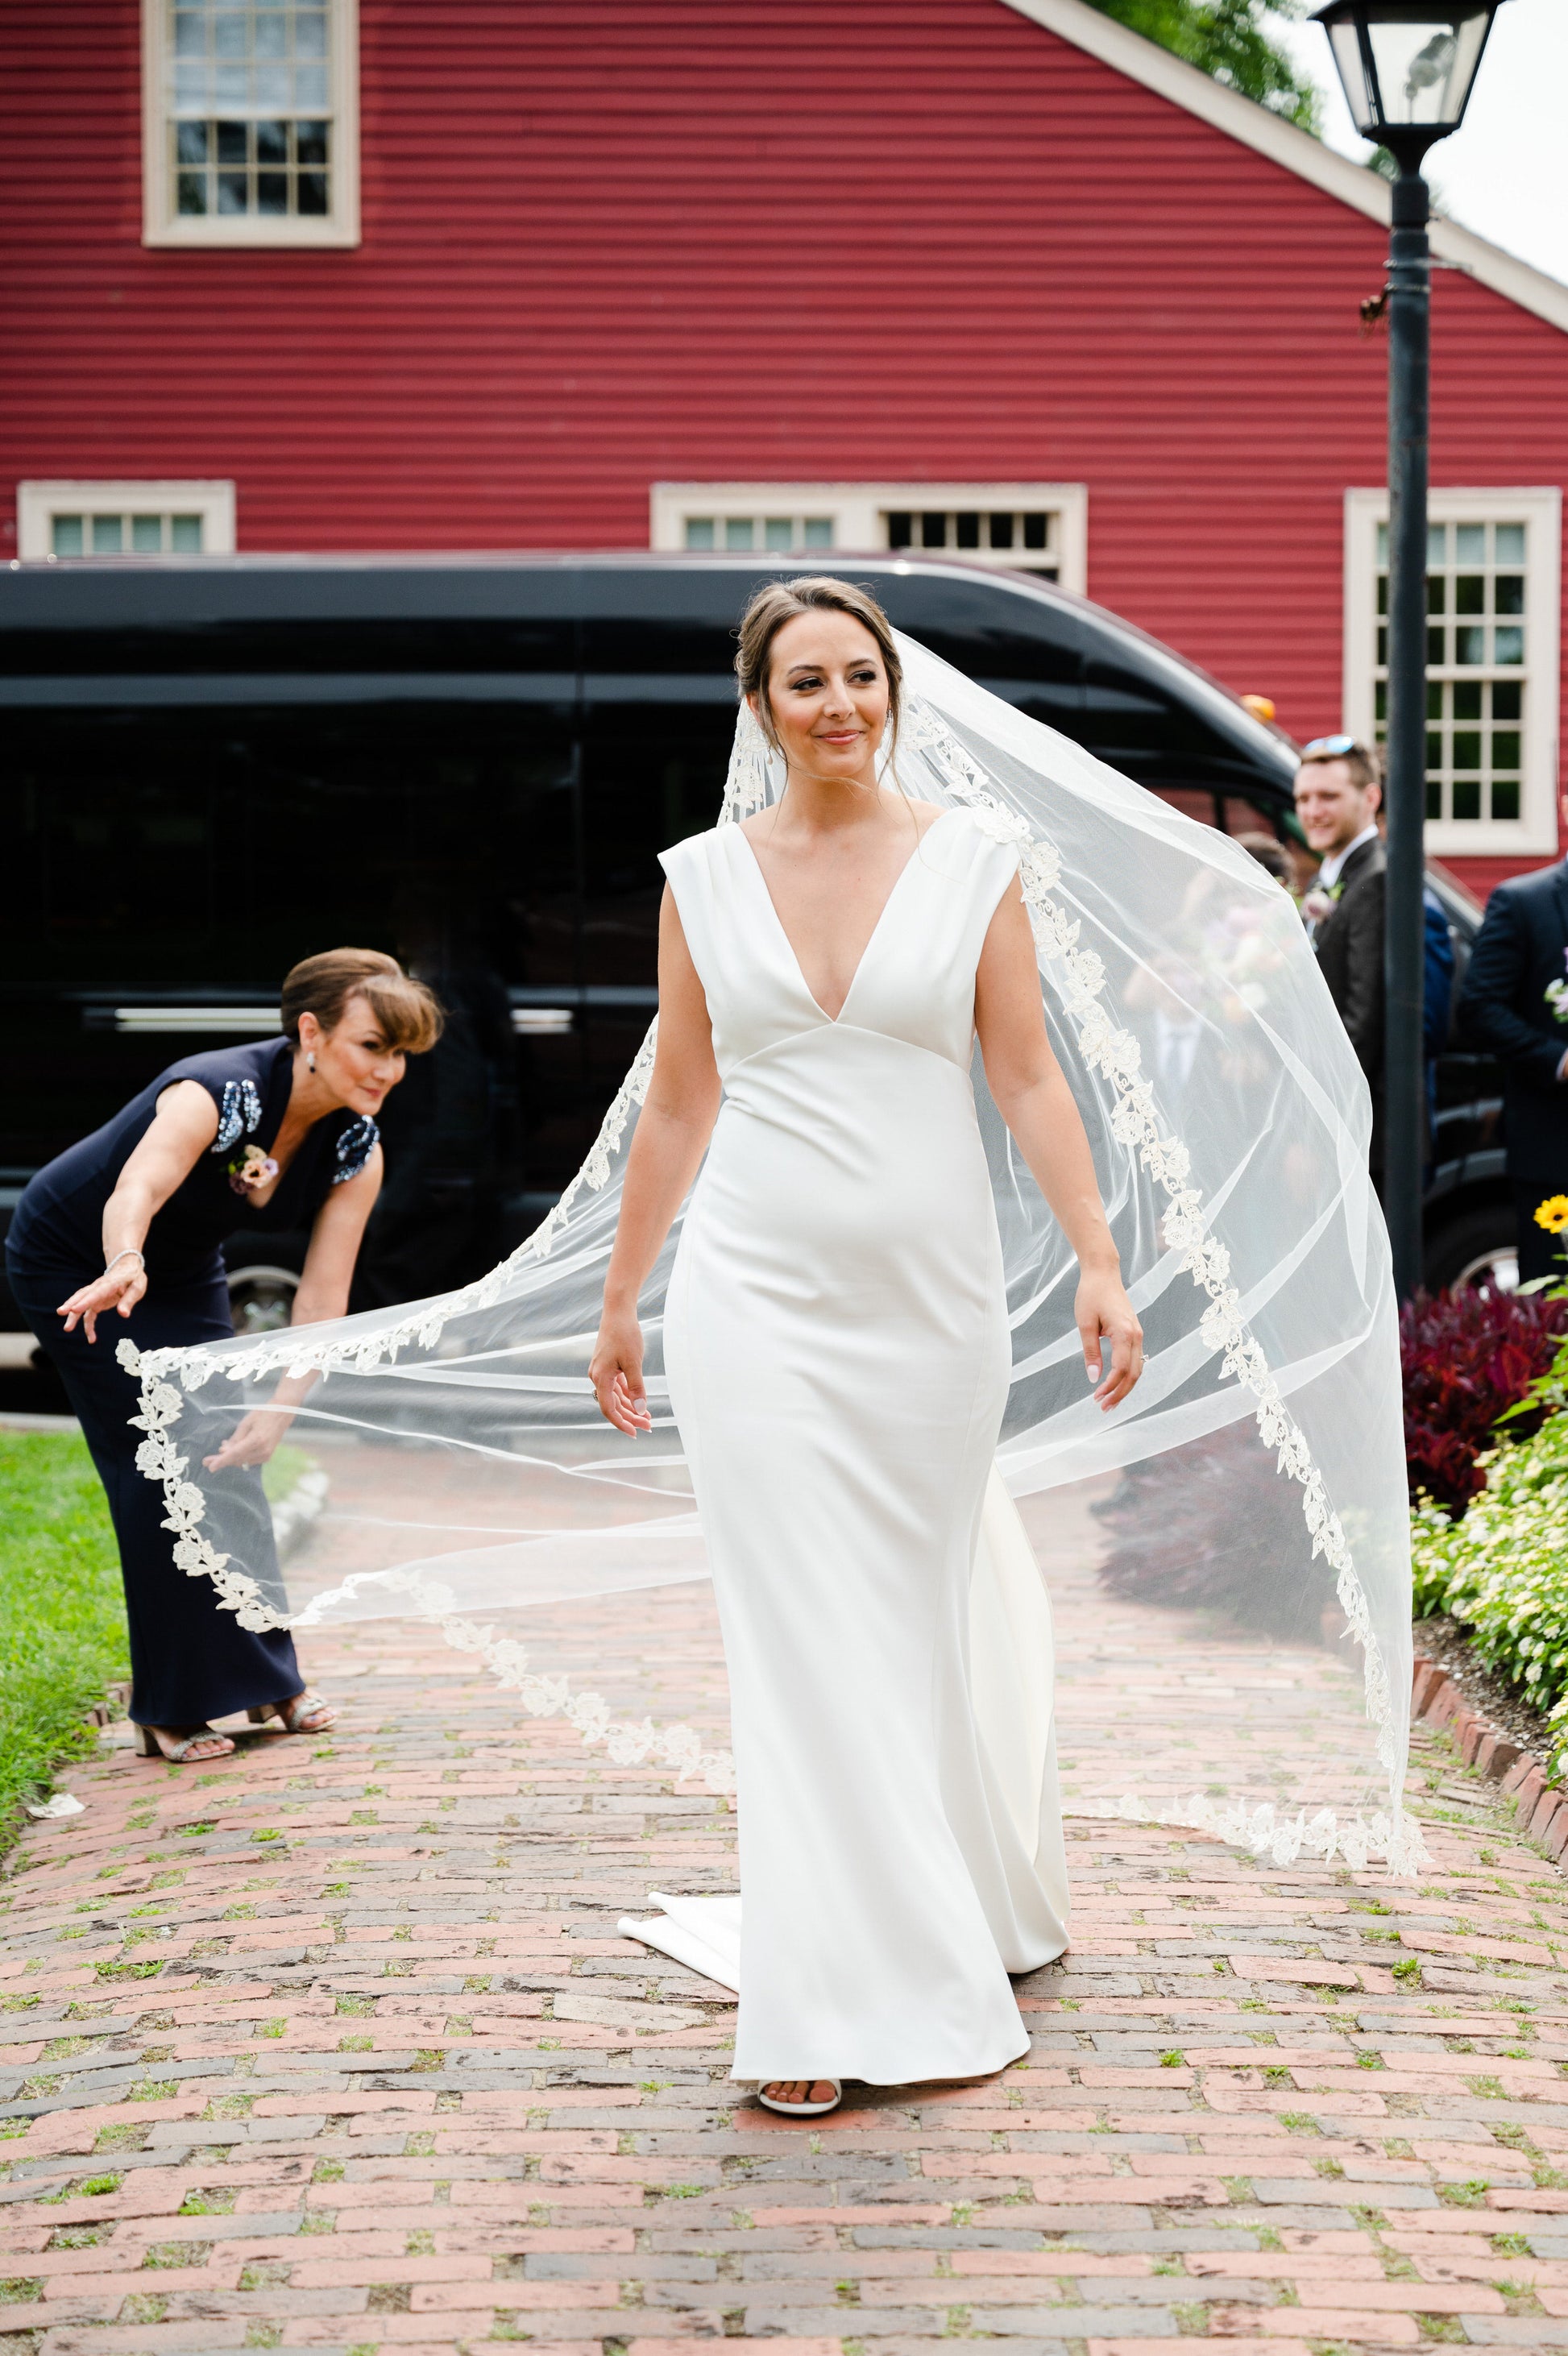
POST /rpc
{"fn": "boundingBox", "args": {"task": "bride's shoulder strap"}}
[930,801,1023,886]
[657,826,733,988]
[656,823,728,910]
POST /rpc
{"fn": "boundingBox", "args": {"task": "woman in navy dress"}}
[6,949,442,1763]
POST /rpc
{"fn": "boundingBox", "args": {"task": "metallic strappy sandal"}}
[247,1690,336,1736]
[757,2079,843,2117]
[133,1724,235,1764]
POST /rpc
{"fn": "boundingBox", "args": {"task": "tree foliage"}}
[1083,0,1323,132]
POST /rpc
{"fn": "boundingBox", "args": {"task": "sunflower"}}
[1534,1195,1568,1235]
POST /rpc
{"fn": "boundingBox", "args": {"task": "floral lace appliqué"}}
[333,1116,380,1184]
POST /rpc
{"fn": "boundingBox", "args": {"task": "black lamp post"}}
[1311,1,1504,1300]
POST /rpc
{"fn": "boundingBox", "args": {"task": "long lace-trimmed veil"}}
[123,630,1422,1875]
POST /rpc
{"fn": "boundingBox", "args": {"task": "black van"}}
[0,553,1512,1347]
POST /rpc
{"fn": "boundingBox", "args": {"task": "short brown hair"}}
[280,949,443,1055]
[735,575,904,759]
[1298,739,1382,794]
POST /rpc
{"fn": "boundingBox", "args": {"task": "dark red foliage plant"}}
[1400,1286,1568,1516]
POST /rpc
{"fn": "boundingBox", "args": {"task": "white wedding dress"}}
[623,805,1070,2087]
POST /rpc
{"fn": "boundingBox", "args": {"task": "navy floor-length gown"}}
[6,1038,377,1728]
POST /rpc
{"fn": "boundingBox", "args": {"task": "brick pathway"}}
[4,1569,1568,2356]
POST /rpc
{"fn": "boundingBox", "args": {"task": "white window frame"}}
[1344,485,1562,857]
[650,482,1089,595]
[141,0,360,249]
[17,480,237,562]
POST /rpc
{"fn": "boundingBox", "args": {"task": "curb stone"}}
[1412,1651,1568,1861]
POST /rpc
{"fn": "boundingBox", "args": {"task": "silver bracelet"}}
[104,1249,146,1275]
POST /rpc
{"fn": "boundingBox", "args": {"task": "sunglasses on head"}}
[1300,734,1361,760]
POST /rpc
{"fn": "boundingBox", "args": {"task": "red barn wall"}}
[4,0,1566,896]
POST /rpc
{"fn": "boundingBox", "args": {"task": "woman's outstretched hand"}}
[1076,1264,1143,1411]
[58,1261,147,1344]
[203,1408,290,1471]
[590,1311,653,1436]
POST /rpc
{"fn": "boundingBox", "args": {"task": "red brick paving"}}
[2,1567,1568,2356]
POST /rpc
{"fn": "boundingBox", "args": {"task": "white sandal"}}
[757,2079,843,2117]
[133,1723,235,1764]
[247,1690,335,1736]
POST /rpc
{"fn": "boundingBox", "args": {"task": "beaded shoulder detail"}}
[210,1079,263,1154]
[331,1115,380,1184]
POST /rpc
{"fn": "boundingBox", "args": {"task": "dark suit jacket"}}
[1313,835,1386,1167]
[1457,857,1568,1181]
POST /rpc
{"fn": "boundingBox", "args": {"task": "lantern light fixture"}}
[1309,2,1502,166]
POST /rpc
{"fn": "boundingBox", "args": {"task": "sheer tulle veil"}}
[122,628,1423,1876]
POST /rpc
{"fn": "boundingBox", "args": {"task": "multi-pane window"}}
[1344,488,1561,854]
[651,484,1089,595]
[1374,520,1527,827]
[169,2,331,218]
[53,511,205,556]
[885,508,1060,579]
[17,483,237,562]
[684,515,835,553]
[142,0,359,245]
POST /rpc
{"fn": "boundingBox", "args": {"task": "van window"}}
[3,700,597,1198]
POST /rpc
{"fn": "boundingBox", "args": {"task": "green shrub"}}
[1410,1405,1568,1779]
[0,1435,130,1835]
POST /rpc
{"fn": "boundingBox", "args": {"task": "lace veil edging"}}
[120,631,1425,1877]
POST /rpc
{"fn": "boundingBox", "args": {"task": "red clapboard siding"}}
[2,0,1565,894]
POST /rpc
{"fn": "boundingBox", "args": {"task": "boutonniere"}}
[1302,882,1342,926]
[227,1141,280,1196]
[1545,952,1568,1026]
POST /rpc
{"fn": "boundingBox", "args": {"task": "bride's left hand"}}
[590,1309,653,1437]
[1076,1267,1143,1410]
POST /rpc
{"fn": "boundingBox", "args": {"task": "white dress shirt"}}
[1316,821,1380,893]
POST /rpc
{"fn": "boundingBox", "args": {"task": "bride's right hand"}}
[590,1312,653,1436]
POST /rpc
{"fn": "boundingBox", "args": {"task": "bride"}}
[589,577,1143,2117]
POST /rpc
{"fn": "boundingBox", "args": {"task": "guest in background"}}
[1295,736,1386,1186]
[1234,832,1296,891]
[1458,796,1568,1284]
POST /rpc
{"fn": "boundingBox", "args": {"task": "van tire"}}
[1421,1201,1518,1296]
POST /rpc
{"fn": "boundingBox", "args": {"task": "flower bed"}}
[1411,1396,1568,1785]
[1400,1284,1568,1514]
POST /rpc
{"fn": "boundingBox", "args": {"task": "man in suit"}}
[1295,736,1387,1187]
[1458,794,1568,1284]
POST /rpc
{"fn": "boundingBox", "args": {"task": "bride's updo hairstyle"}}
[281,948,444,1055]
[736,576,904,762]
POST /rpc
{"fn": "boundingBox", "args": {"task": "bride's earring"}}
[307,1051,317,1072]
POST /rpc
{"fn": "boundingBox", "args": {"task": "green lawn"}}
[0,1433,316,1835]
[0,1432,129,1830]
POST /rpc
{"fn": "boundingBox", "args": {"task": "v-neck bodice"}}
[659,805,1020,1078]
[732,807,958,1026]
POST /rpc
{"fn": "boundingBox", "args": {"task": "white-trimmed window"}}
[1344,487,1562,857]
[141,0,359,247]
[651,483,1089,595]
[17,481,237,562]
